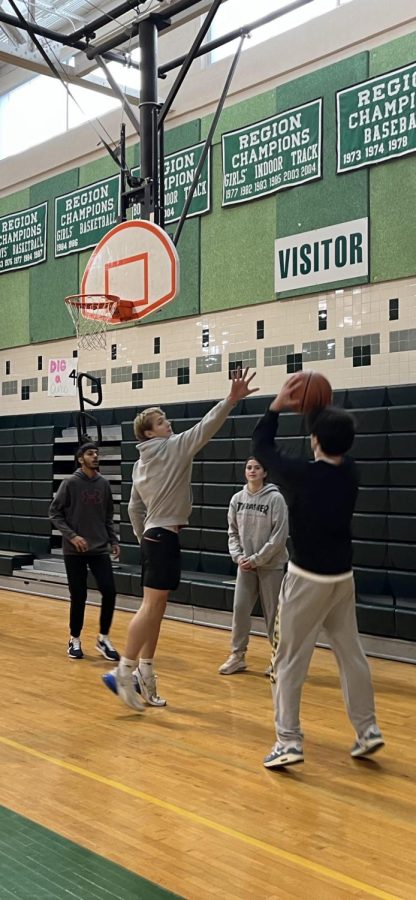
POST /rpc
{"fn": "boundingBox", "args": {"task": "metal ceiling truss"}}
[0,0,315,240]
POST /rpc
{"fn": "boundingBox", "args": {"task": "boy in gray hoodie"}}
[103,367,258,712]
[219,457,288,676]
[49,442,120,662]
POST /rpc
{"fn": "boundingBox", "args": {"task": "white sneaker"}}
[264,664,272,677]
[115,668,145,712]
[351,726,384,758]
[218,653,247,675]
[135,667,167,707]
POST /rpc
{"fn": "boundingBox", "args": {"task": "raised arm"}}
[252,375,308,491]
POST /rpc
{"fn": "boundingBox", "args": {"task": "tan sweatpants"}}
[271,570,378,746]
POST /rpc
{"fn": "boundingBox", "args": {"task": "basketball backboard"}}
[80,219,179,322]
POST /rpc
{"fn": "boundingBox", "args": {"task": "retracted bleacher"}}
[0,425,55,574]
[1,385,416,645]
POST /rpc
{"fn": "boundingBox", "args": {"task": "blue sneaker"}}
[102,667,141,696]
[102,670,118,695]
[102,667,144,712]
[263,742,304,769]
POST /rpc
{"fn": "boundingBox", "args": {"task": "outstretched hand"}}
[269,373,304,413]
[228,367,258,404]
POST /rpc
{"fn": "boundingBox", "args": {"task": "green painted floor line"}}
[0,805,182,900]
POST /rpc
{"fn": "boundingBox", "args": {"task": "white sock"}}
[139,658,154,679]
[119,656,137,677]
[99,634,108,641]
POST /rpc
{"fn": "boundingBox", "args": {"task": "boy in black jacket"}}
[49,442,120,661]
[252,375,384,769]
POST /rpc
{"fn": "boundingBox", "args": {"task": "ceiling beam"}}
[0,42,140,103]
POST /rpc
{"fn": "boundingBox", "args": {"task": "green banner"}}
[131,142,210,223]
[221,99,322,207]
[337,61,416,173]
[55,175,120,257]
[0,202,47,274]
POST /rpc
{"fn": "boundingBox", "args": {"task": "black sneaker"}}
[68,638,84,660]
[96,636,120,662]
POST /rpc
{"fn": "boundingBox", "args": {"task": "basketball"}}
[288,371,332,412]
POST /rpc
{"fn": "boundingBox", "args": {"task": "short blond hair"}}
[133,407,164,441]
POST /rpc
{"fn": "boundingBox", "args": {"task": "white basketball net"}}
[65,294,120,351]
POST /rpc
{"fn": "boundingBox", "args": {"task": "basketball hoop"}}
[64,293,124,351]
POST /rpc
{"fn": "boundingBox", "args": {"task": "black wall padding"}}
[351,434,388,459]
[202,462,235,484]
[200,529,229,554]
[387,544,416,571]
[389,462,416,486]
[355,488,389,513]
[352,514,387,540]
[189,506,202,527]
[356,605,395,637]
[201,506,227,529]
[354,408,388,434]
[389,433,416,459]
[352,541,387,568]
[387,385,416,406]
[12,499,32,516]
[180,528,201,550]
[190,581,225,610]
[396,611,416,640]
[200,552,235,576]
[354,568,391,602]
[203,484,237,506]
[388,570,416,604]
[387,516,416,542]
[346,387,387,408]
[197,440,234,461]
[119,522,135,543]
[233,438,253,460]
[181,550,200,572]
[388,407,416,432]
[119,543,140,566]
[389,489,416,514]
[121,442,139,462]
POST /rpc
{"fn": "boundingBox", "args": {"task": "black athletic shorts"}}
[141,527,181,591]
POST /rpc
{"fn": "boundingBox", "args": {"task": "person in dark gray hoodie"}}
[49,442,120,662]
[219,457,288,676]
[102,367,258,713]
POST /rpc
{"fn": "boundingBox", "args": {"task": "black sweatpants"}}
[64,553,116,638]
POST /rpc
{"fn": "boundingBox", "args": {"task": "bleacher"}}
[0,425,56,573]
[1,384,416,645]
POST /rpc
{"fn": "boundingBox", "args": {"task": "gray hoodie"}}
[228,483,288,570]
[128,398,235,540]
[49,470,118,555]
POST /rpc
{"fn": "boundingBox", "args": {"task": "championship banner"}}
[131,141,211,223]
[337,61,416,173]
[221,99,322,207]
[55,175,120,257]
[0,202,47,274]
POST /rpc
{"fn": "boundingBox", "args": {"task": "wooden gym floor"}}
[0,588,415,900]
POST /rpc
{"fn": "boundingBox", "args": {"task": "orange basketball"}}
[289,371,332,412]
